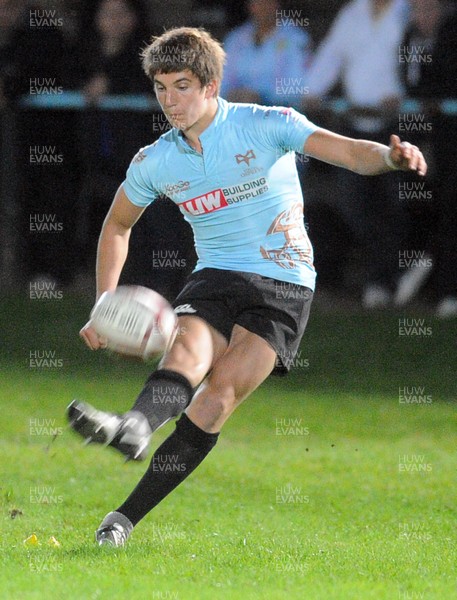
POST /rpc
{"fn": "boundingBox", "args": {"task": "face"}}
[410,0,441,32]
[372,0,390,10]
[153,70,217,131]
[0,0,24,30]
[96,0,137,40]
[249,0,279,24]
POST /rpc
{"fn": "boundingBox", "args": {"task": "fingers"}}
[401,142,427,176]
[399,143,427,176]
[389,134,401,149]
[389,135,428,176]
[79,323,107,351]
[399,141,414,165]
[416,153,428,176]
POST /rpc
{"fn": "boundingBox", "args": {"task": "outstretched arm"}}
[304,129,427,177]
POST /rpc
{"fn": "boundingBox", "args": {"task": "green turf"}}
[0,295,456,599]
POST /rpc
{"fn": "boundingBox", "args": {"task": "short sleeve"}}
[122,148,159,208]
[257,106,319,154]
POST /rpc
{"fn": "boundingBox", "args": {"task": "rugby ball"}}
[90,286,178,359]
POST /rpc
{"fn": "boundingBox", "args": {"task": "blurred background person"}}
[79,0,151,101]
[1,0,77,101]
[304,0,411,308]
[0,0,26,108]
[221,0,312,108]
[14,0,82,285]
[400,0,446,99]
[396,0,457,317]
[0,0,25,292]
[75,0,152,274]
[75,0,195,300]
[425,3,457,317]
[393,0,447,308]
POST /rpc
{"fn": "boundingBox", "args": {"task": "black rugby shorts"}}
[172,268,313,376]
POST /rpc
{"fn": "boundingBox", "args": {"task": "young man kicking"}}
[67,27,427,546]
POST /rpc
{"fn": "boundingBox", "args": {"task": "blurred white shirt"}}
[307,0,409,107]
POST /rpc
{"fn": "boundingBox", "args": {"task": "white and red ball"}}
[90,286,177,359]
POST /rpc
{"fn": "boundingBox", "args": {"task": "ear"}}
[204,79,218,99]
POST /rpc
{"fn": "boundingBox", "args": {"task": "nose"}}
[164,89,178,108]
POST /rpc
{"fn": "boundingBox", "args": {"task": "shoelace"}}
[98,523,128,546]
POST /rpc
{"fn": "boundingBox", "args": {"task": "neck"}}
[183,98,219,151]
[255,21,276,44]
[372,0,391,19]
[102,36,126,56]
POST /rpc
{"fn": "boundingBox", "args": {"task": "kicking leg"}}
[98,326,276,545]
[128,314,228,430]
[67,316,227,461]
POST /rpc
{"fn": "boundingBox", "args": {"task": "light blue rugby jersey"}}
[123,97,319,289]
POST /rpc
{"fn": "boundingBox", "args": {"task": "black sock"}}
[129,369,193,432]
[117,413,219,526]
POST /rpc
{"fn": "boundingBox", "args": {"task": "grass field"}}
[0,294,456,599]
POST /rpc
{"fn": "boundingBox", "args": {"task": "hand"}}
[79,322,107,351]
[388,134,428,176]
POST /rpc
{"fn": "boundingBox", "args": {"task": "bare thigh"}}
[186,324,277,432]
[159,315,229,388]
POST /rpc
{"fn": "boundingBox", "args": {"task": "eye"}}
[178,86,188,91]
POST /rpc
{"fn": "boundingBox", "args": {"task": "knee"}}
[186,374,252,432]
[188,389,233,430]
[204,373,250,418]
[160,339,209,387]
[209,387,236,421]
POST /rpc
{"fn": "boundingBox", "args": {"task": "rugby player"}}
[67,27,427,546]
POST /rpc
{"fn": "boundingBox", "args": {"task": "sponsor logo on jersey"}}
[223,177,268,205]
[235,149,256,166]
[179,189,228,215]
[241,166,263,178]
[174,304,197,314]
[164,180,190,196]
[132,149,147,163]
[179,177,269,216]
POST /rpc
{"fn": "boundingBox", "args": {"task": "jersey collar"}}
[174,97,228,152]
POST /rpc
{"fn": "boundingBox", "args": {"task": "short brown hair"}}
[141,27,226,94]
